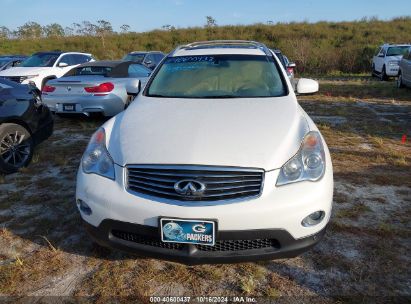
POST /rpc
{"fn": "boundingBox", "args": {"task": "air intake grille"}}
[111,230,279,252]
[111,230,183,250]
[126,165,264,202]
[197,239,279,252]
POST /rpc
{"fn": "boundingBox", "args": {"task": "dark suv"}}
[122,51,165,70]
[0,78,53,173]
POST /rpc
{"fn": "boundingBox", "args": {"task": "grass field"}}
[0,78,410,303]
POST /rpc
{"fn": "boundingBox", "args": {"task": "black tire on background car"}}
[397,72,404,88]
[371,64,377,77]
[0,123,34,174]
[381,66,387,81]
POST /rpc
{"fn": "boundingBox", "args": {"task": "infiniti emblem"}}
[67,86,71,91]
[174,180,206,196]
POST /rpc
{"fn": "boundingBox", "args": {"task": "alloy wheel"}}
[0,131,31,167]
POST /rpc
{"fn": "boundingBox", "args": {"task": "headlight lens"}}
[81,128,115,179]
[276,131,325,186]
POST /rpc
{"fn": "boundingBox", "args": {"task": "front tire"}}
[0,123,34,174]
[397,72,404,88]
[381,66,388,81]
[371,64,377,77]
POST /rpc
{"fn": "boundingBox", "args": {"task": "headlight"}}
[81,128,115,179]
[388,60,399,66]
[276,131,325,186]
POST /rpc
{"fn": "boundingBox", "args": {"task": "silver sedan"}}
[42,61,151,117]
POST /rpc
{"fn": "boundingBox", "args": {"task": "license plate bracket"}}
[63,104,76,111]
[160,218,216,246]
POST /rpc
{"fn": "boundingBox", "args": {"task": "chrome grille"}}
[126,165,264,202]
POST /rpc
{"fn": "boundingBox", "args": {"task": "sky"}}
[1,0,410,32]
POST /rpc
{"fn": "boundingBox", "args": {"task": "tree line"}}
[1,16,410,75]
[0,20,130,39]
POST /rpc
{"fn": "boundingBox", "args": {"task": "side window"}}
[155,53,165,63]
[407,48,411,60]
[145,54,155,64]
[381,48,386,56]
[375,47,382,56]
[12,60,23,67]
[73,54,92,65]
[59,55,75,66]
[128,64,151,78]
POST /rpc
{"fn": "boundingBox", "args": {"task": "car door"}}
[372,47,381,70]
[374,47,386,73]
[402,48,411,83]
[55,54,76,76]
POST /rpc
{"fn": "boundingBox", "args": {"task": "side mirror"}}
[378,54,385,58]
[145,60,152,65]
[126,79,141,95]
[58,62,69,67]
[287,62,296,68]
[296,78,319,94]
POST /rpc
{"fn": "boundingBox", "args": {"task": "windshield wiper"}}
[147,94,170,97]
[195,95,238,99]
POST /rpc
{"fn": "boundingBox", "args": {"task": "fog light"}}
[77,199,92,216]
[302,211,325,227]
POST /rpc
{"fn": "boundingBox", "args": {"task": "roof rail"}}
[169,40,273,56]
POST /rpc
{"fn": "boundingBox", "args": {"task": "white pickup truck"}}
[372,44,411,80]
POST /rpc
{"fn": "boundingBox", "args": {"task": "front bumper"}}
[386,66,399,76]
[84,218,327,265]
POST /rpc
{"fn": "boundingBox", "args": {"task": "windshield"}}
[146,55,286,98]
[123,53,145,63]
[0,59,10,66]
[386,46,410,56]
[20,53,59,67]
[70,66,113,76]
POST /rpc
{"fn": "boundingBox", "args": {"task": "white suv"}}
[76,41,333,264]
[372,44,411,80]
[0,51,94,89]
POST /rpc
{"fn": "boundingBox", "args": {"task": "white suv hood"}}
[0,67,51,76]
[107,95,309,170]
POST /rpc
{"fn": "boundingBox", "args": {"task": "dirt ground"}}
[0,78,410,303]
